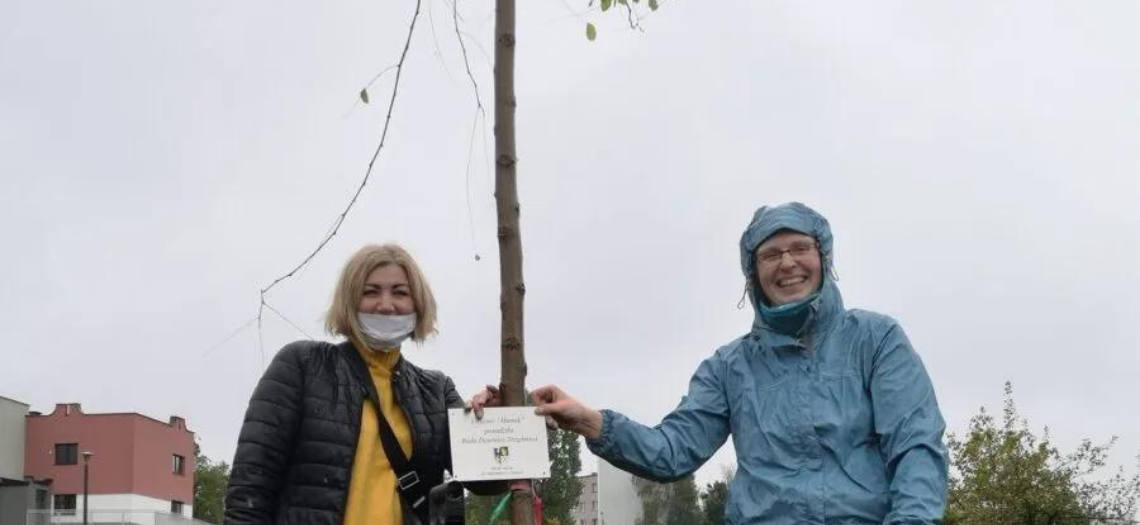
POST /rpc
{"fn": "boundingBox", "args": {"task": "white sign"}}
[448,407,550,481]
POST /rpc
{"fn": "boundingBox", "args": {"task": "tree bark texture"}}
[493,0,534,524]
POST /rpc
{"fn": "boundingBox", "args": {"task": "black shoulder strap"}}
[339,342,430,512]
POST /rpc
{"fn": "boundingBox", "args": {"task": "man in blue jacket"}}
[474,202,948,524]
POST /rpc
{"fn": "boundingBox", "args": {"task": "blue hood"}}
[739,202,843,334]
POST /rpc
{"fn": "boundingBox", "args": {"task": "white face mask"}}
[357,312,417,352]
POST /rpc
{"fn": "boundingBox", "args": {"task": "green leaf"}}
[618,0,628,5]
[648,0,659,10]
[359,89,369,104]
[601,0,612,12]
[586,22,597,41]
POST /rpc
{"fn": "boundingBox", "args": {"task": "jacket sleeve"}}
[870,323,949,525]
[224,342,309,525]
[586,352,731,482]
[442,375,465,411]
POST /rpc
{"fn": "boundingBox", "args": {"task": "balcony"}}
[26,510,214,525]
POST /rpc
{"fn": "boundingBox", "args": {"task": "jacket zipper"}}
[391,363,418,459]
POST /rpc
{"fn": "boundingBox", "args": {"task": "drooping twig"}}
[458,31,494,69]
[623,0,643,32]
[464,106,486,260]
[263,301,314,340]
[453,0,487,261]
[256,0,424,362]
[202,317,258,358]
[453,0,484,112]
[426,0,456,81]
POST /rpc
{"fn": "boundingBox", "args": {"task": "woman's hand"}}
[530,385,604,440]
[465,384,502,419]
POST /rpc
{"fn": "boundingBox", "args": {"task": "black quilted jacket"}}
[224,340,491,525]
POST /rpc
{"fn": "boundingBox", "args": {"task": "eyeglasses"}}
[755,242,818,265]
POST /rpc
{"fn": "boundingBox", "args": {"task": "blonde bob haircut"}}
[325,244,438,344]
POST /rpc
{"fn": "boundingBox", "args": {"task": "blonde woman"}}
[225,244,498,525]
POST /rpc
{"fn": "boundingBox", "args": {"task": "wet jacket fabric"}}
[587,203,948,524]
[224,340,465,525]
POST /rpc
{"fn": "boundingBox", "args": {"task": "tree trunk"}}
[493,0,534,524]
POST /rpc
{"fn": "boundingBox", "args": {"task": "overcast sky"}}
[2,0,1137,491]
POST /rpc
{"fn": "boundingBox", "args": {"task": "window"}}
[55,443,78,465]
[53,494,77,516]
[35,489,49,510]
[172,454,185,475]
[171,501,184,514]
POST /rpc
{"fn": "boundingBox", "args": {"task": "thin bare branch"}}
[257,309,265,368]
[263,301,314,340]
[458,31,494,72]
[344,64,400,118]
[260,0,423,299]
[427,0,456,81]
[445,0,463,23]
[364,65,400,94]
[343,64,398,118]
[623,0,644,32]
[453,0,487,261]
[256,0,424,365]
[465,106,485,260]
[453,0,485,112]
[203,316,258,357]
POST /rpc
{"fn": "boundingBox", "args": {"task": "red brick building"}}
[24,403,195,522]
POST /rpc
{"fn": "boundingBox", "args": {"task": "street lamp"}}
[81,451,93,525]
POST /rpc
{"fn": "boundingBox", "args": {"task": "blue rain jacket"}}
[587,203,948,524]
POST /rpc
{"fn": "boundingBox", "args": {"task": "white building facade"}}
[596,460,641,525]
[0,397,28,480]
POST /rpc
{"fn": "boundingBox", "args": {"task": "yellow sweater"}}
[343,345,414,525]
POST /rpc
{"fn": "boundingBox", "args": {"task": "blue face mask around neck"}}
[758,291,820,335]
